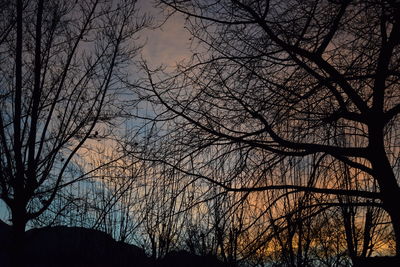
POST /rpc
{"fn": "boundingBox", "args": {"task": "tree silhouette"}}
[0,0,146,262]
[145,0,400,258]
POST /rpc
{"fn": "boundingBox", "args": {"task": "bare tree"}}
[144,0,400,259]
[0,0,147,261]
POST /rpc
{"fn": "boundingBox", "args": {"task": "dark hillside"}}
[0,221,226,267]
[0,221,150,267]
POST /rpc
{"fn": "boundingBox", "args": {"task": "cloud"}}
[138,1,192,69]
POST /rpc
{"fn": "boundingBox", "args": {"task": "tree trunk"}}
[368,119,400,255]
[10,202,27,267]
[369,149,400,256]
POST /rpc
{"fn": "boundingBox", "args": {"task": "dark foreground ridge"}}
[352,256,400,267]
[0,220,226,267]
[2,220,400,266]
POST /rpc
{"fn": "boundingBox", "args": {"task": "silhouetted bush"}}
[353,256,400,267]
[158,250,227,267]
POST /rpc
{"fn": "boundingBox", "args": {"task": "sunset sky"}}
[0,0,192,224]
[1,1,398,265]
[138,0,192,68]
